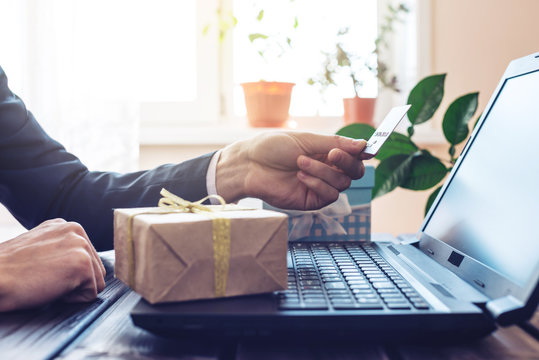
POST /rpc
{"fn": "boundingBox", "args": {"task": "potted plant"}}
[308,3,408,126]
[337,73,480,215]
[240,9,298,127]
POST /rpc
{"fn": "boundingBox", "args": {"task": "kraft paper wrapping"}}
[114,207,288,304]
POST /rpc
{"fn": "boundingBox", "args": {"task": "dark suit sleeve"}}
[0,67,214,251]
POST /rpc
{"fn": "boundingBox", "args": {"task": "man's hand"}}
[0,219,106,312]
[216,132,367,210]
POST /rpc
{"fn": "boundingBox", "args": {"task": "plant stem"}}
[350,72,360,97]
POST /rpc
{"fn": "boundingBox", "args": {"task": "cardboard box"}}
[114,207,288,304]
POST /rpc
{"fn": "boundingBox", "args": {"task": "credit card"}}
[362,104,411,158]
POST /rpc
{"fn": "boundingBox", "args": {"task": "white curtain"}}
[0,0,187,172]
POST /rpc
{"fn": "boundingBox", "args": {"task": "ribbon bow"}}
[127,189,232,297]
[157,188,226,212]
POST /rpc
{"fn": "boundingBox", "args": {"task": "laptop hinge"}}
[486,295,525,326]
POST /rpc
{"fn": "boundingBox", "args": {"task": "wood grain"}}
[57,291,222,360]
[395,323,539,360]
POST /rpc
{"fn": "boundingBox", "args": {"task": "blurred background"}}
[0,0,537,239]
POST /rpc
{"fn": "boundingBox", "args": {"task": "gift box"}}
[265,165,375,243]
[114,205,288,304]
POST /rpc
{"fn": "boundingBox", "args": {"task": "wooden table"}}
[1,253,538,360]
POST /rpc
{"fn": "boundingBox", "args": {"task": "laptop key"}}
[326,289,349,295]
[325,282,347,290]
[301,285,322,291]
[356,298,381,304]
[380,293,406,299]
[352,288,375,294]
[385,302,411,310]
[302,290,324,295]
[347,280,369,285]
[382,297,408,304]
[300,280,321,286]
[412,301,430,309]
[376,288,399,294]
[344,275,364,280]
[349,284,371,290]
[372,281,396,289]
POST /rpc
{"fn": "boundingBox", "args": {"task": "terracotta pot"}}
[241,82,295,127]
[343,97,377,126]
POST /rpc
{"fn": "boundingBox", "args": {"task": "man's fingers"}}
[327,148,366,180]
[67,222,106,281]
[60,223,105,293]
[294,133,367,156]
[62,249,99,303]
[297,155,352,192]
[297,171,340,208]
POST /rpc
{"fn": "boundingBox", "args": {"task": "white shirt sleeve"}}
[205,150,222,205]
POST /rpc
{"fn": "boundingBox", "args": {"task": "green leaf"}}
[294,16,299,28]
[248,33,268,43]
[336,123,375,140]
[376,132,418,161]
[336,44,351,67]
[425,186,442,216]
[401,153,447,191]
[407,74,446,125]
[450,144,456,156]
[372,154,415,198]
[256,10,264,21]
[202,24,210,36]
[442,92,479,145]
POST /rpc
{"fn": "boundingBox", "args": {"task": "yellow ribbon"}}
[126,188,231,298]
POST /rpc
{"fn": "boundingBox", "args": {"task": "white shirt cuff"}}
[206,150,222,205]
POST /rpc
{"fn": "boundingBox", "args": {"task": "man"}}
[0,66,368,311]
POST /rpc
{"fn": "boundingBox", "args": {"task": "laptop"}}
[130,52,539,340]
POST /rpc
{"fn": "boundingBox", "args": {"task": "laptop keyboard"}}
[278,242,430,311]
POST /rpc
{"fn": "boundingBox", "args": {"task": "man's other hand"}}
[216,132,367,210]
[0,219,106,312]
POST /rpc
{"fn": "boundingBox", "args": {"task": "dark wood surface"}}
[0,253,538,359]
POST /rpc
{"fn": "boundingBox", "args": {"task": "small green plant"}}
[248,9,298,64]
[308,3,408,97]
[336,74,480,215]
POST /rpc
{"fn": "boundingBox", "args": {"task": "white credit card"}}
[363,104,412,158]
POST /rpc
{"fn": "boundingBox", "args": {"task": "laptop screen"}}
[422,69,539,288]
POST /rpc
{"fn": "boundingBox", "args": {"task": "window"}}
[0,0,220,170]
[1,0,419,153]
[231,0,379,117]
